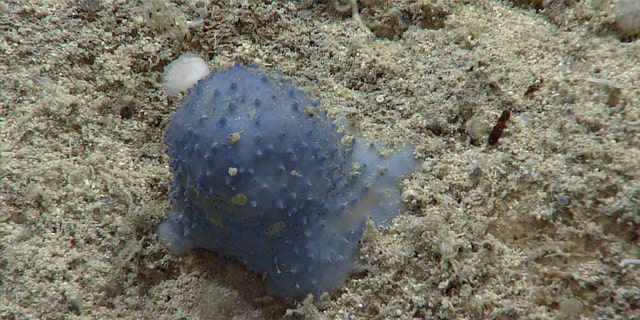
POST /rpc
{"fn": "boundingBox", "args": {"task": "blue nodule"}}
[159,64,418,301]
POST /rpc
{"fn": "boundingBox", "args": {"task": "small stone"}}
[466,117,489,146]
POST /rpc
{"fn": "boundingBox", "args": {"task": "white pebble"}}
[615,0,640,37]
[163,53,210,96]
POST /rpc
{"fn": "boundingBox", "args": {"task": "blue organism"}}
[157,64,418,301]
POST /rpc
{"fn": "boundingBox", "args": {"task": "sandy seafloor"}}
[1,0,639,319]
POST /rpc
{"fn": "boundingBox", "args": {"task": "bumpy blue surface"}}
[158,64,417,300]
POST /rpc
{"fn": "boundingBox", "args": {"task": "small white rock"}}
[615,0,640,38]
[163,53,210,96]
